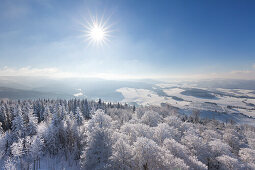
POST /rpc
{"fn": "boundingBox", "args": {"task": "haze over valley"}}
[1,76,255,125]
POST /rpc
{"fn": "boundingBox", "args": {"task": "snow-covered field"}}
[116,87,190,108]
[117,85,255,124]
[216,88,255,98]
[162,88,253,110]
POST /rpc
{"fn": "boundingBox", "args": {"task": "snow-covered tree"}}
[201,129,221,142]
[153,123,179,145]
[0,129,6,159]
[11,106,25,140]
[82,99,90,119]
[163,138,207,170]
[0,131,13,159]
[141,110,162,127]
[223,129,240,153]
[4,157,16,170]
[132,137,162,169]
[133,137,188,170]
[239,148,255,168]
[81,109,113,169]
[11,138,24,158]
[120,123,153,143]
[209,139,232,157]
[110,137,134,169]
[181,131,208,164]
[30,136,44,169]
[24,106,38,136]
[75,107,84,126]
[216,155,243,170]
[11,138,24,169]
[43,106,52,123]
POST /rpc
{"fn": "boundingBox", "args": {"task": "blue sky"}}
[0,0,255,80]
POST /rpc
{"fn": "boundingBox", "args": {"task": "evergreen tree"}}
[12,106,25,140]
[24,106,38,136]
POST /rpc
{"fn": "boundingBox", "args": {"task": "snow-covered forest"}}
[0,99,255,170]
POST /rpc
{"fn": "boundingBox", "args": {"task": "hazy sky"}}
[1,0,255,80]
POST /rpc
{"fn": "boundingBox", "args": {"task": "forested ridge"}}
[0,99,255,170]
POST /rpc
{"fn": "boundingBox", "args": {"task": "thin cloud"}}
[0,66,255,81]
[0,66,74,78]
[161,70,255,81]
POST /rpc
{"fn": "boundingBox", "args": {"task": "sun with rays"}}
[82,15,112,46]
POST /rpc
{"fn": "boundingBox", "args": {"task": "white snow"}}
[74,92,83,97]
[116,88,165,106]
[117,86,255,119]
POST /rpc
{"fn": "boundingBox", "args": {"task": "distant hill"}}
[0,87,72,100]
[0,76,154,101]
[196,79,255,90]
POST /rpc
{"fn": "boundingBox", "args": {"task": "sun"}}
[82,15,112,46]
[89,23,105,42]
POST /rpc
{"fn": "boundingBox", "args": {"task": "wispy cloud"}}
[161,70,255,81]
[0,66,255,81]
[0,66,144,79]
[0,66,74,78]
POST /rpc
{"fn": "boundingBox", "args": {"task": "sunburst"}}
[81,15,112,46]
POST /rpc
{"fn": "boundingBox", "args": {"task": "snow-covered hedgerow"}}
[0,99,255,169]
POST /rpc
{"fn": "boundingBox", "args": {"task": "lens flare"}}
[81,15,112,46]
